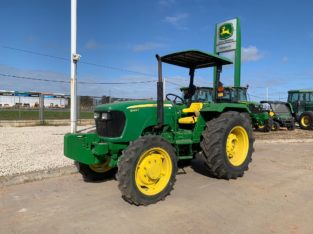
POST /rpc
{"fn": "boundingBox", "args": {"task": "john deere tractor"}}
[216,86,273,132]
[181,86,272,132]
[64,50,254,205]
[288,90,313,130]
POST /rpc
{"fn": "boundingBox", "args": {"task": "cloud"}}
[282,56,288,63]
[25,35,37,43]
[158,0,176,7]
[84,40,104,49]
[164,13,189,29]
[133,42,167,52]
[241,46,264,62]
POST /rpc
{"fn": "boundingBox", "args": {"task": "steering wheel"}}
[166,93,184,104]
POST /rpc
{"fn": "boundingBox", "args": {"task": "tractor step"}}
[175,139,193,145]
[178,155,193,160]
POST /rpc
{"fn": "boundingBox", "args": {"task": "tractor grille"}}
[95,111,126,137]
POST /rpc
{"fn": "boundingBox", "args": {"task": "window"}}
[289,93,299,102]
[299,93,305,101]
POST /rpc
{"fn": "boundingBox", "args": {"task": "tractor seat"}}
[178,102,203,124]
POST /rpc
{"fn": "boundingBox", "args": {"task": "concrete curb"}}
[1,138,312,187]
[0,119,94,127]
[0,165,78,187]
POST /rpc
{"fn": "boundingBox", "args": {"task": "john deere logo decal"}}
[219,23,233,40]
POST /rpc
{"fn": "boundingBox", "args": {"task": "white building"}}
[0,90,68,108]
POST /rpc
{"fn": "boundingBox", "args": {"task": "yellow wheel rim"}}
[301,116,310,127]
[272,124,276,131]
[258,124,264,129]
[226,126,249,166]
[135,147,172,196]
[89,160,111,173]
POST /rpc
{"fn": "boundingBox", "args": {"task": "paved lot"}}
[1,142,313,234]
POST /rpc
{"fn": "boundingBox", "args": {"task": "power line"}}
[1,45,68,61]
[0,73,156,85]
[166,80,181,87]
[1,45,156,77]
[247,93,263,99]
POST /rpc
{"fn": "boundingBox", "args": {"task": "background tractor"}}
[288,90,313,130]
[64,50,255,205]
[260,101,295,131]
[217,86,272,132]
[181,86,272,132]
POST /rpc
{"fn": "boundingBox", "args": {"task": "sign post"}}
[214,18,241,87]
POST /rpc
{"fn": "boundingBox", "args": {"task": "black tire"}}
[259,118,273,132]
[287,120,295,131]
[117,135,177,206]
[256,118,273,132]
[240,112,252,125]
[299,112,313,130]
[200,111,254,179]
[76,161,116,182]
[271,121,280,131]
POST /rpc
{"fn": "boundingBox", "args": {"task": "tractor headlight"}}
[94,112,100,119]
[269,111,274,117]
[101,112,111,120]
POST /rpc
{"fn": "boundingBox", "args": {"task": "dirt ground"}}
[1,142,313,234]
[254,128,313,140]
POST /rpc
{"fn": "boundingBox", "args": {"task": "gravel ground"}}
[0,126,93,177]
[0,126,312,178]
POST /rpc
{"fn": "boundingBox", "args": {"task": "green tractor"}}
[181,86,272,132]
[260,101,295,131]
[288,90,313,130]
[64,50,254,205]
[217,86,273,132]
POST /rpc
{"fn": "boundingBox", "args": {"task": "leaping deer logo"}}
[219,23,233,40]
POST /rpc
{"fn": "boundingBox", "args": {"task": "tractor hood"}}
[93,100,176,142]
[95,100,173,112]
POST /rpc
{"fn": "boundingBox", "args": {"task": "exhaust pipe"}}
[156,54,164,127]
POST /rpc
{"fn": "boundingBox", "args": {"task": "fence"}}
[0,96,99,122]
[0,95,151,122]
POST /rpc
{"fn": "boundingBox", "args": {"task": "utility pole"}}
[39,93,44,125]
[70,0,80,133]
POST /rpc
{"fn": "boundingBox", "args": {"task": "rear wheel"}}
[271,121,280,131]
[117,135,177,205]
[200,111,254,179]
[299,112,313,130]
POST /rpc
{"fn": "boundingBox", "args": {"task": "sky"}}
[0,0,313,100]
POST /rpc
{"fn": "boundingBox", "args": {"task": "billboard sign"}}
[215,18,238,53]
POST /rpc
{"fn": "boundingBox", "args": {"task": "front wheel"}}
[117,135,177,205]
[200,111,254,179]
[256,118,273,132]
[287,121,295,131]
[76,160,115,181]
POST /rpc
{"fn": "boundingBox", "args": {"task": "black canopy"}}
[161,50,232,69]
